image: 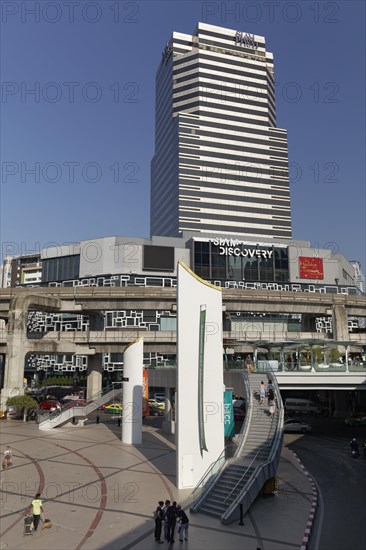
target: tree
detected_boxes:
[329,348,340,363]
[313,347,323,364]
[6,395,39,422]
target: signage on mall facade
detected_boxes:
[210,238,274,259]
[299,257,324,280]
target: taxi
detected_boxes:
[102,403,123,414]
[148,399,165,410]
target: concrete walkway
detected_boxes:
[0,418,313,549]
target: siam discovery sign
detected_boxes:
[299,257,324,280]
[211,238,273,259]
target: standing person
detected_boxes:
[259,381,266,405]
[29,493,44,532]
[165,500,177,543]
[2,445,12,469]
[154,501,164,543]
[162,499,170,541]
[267,381,275,405]
[176,505,189,542]
[245,354,253,372]
[269,399,275,418]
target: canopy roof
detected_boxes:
[249,339,364,351]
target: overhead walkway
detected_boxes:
[191,370,283,523]
[38,382,123,430]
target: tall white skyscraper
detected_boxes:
[151,22,292,240]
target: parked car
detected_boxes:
[101,403,123,414]
[154,393,166,401]
[6,405,22,419]
[345,415,366,427]
[39,400,61,412]
[284,418,311,433]
[149,399,165,410]
[149,404,165,417]
[284,398,322,415]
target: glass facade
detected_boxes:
[193,240,289,283]
[42,255,80,283]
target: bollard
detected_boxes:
[96,415,99,424]
[239,503,244,525]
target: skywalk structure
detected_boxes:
[151,23,291,240]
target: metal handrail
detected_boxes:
[191,449,226,496]
[223,441,274,507]
[222,372,284,518]
[38,382,123,424]
[191,442,236,508]
[192,369,253,507]
[233,371,252,457]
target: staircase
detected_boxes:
[192,371,284,523]
[38,383,123,430]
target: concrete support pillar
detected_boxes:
[332,305,348,341]
[162,386,175,434]
[280,349,285,371]
[86,354,102,400]
[1,306,30,409]
[345,345,350,371]
[333,390,349,418]
[89,312,104,331]
[302,314,315,332]
[0,354,5,389]
[122,338,143,445]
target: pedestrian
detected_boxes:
[2,445,12,470]
[259,381,266,405]
[267,380,274,404]
[29,493,44,532]
[269,399,275,418]
[154,500,164,543]
[165,500,177,543]
[176,504,189,541]
[162,499,170,541]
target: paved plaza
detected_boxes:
[1,418,313,549]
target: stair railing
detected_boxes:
[191,367,259,512]
[190,440,237,511]
[222,374,284,521]
[233,371,252,457]
[38,382,123,425]
[223,441,274,510]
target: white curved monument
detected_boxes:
[122,337,143,445]
[177,262,225,489]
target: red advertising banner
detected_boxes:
[142,369,149,417]
[299,257,324,279]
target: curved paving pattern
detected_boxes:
[0,419,314,550]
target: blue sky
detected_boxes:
[1,0,365,269]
